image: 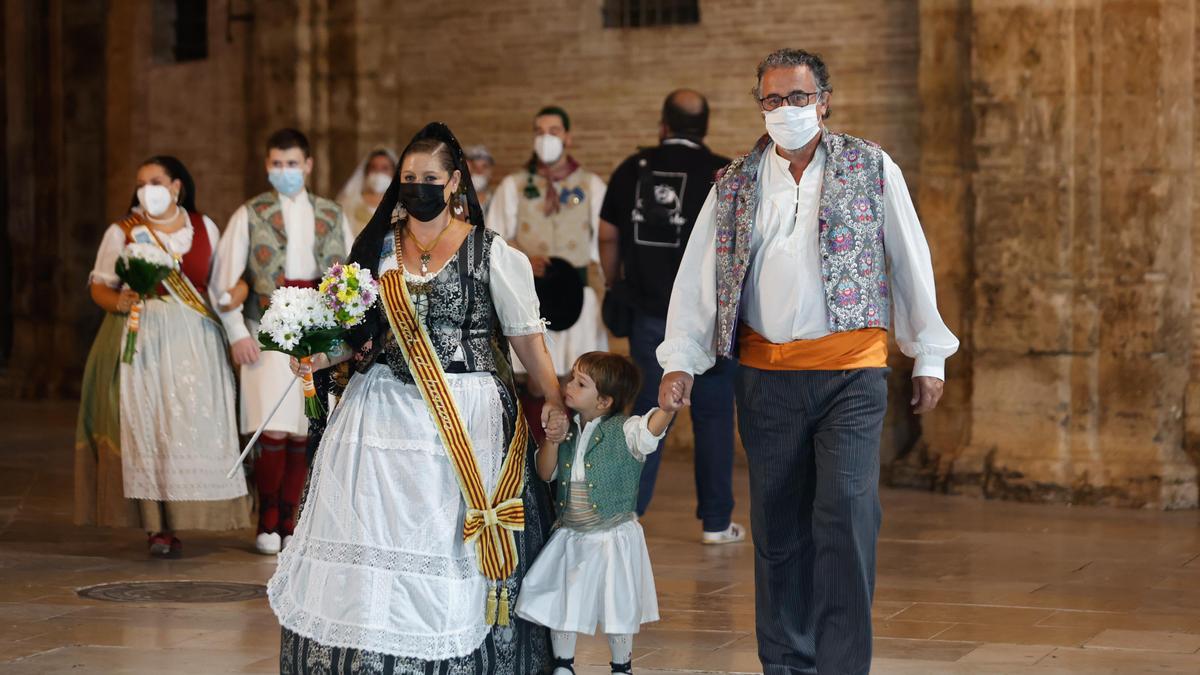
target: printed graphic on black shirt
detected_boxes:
[632,169,688,248]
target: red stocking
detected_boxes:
[280,437,309,536]
[254,436,287,533]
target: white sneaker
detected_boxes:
[702,522,746,545]
[281,535,293,551]
[255,532,282,555]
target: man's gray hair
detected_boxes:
[753,48,833,109]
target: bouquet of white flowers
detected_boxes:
[257,263,379,418]
[115,243,176,364]
[228,262,381,478]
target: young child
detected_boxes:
[516,351,680,675]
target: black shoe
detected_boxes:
[610,662,632,674]
[552,656,576,674]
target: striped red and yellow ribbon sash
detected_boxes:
[378,268,527,586]
[118,215,218,323]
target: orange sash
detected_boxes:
[737,324,888,371]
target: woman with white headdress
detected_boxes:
[336,147,398,237]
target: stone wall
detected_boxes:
[344,0,921,190]
[6,0,1200,508]
[902,0,1200,509]
[106,0,255,235]
[2,0,108,398]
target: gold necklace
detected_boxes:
[404,221,453,275]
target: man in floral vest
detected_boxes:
[657,50,960,674]
[211,128,352,556]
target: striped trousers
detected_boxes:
[735,366,889,675]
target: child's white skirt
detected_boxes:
[514,519,658,635]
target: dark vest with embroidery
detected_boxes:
[378,227,501,383]
[712,132,890,357]
[243,190,346,322]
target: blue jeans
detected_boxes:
[629,311,736,531]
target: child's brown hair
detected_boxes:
[574,351,642,415]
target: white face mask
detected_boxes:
[534,134,564,165]
[137,184,174,217]
[471,174,490,192]
[763,103,822,151]
[366,171,392,194]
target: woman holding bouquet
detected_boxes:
[268,123,563,674]
[75,155,249,558]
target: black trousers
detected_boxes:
[736,366,888,675]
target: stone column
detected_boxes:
[1,0,108,397]
[914,0,1197,508]
[892,0,976,486]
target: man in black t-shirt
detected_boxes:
[599,90,744,544]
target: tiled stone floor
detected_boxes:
[2,400,1200,673]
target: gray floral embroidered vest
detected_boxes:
[380,227,501,383]
[711,132,889,357]
[244,191,346,322]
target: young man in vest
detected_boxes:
[212,128,353,556]
[657,50,959,674]
[487,106,609,435]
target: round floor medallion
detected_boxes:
[76,580,267,603]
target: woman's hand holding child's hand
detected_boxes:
[543,408,570,444]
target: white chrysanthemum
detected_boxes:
[259,287,334,350]
[121,242,175,268]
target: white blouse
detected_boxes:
[657,140,960,380]
[568,410,665,482]
[377,229,547,339]
[88,212,220,288]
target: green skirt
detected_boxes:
[74,311,250,531]
[74,312,135,527]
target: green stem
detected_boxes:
[122,330,138,364]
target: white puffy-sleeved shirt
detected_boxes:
[657,140,960,380]
[210,190,355,344]
[89,211,221,288]
[568,410,666,482]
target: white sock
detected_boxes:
[608,633,633,668]
[551,630,578,674]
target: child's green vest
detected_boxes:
[555,414,643,519]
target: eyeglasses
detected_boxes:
[758,89,821,111]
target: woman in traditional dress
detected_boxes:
[268,123,563,674]
[74,156,250,557]
[337,147,399,238]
